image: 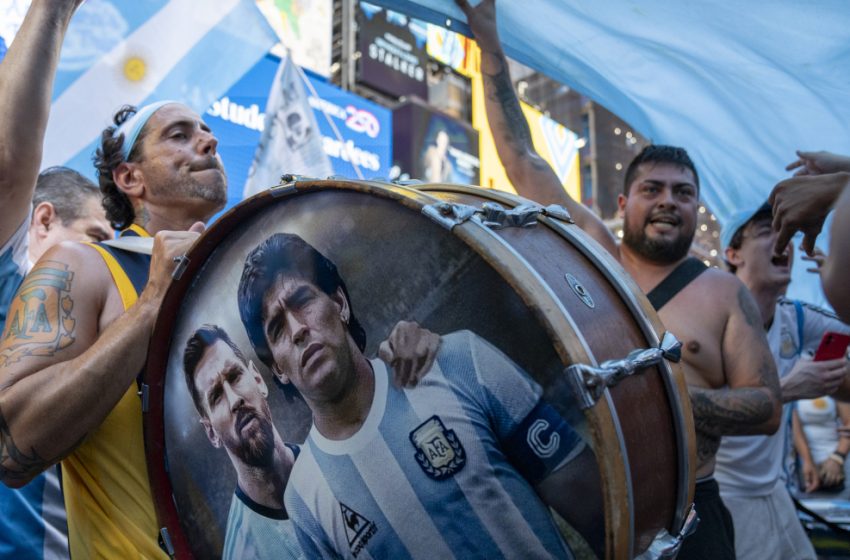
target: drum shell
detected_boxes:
[418,184,696,556]
[144,179,695,560]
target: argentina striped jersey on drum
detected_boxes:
[284,330,583,559]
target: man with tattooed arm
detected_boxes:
[456,1,781,558]
[0,98,435,558]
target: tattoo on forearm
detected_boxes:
[689,386,774,437]
[0,404,50,483]
[481,51,547,172]
[1,262,76,367]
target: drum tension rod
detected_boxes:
[422,201,573,230]
[566,332,682,410]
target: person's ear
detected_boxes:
[617,193,628,218]
[331,286,350,325]
[271,363,291,386]
[112,162,145,199]
[249,360,269,398]
[32,202,58,239]
[725,246,744,268]
[200,417,221,448]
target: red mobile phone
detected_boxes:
[813,332,850,361]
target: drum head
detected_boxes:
[145,180,632,559]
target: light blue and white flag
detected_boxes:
[242,55,333,198]
[41,0,277,176]
[373,0,850,307]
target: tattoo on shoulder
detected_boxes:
[737,286,762,329]
[0,262,76,367]
[0,404,50,483]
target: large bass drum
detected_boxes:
[144,179,695,559]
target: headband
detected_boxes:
[114,100,178,160]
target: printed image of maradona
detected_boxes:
[236,232,602,559]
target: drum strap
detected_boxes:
[646,257,708,311]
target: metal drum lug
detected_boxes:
[422,201,480,230]
[567,332,682,409]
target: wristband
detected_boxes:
[830,452,845,466]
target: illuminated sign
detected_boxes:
[357,2,428,99]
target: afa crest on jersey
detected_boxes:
[410,415,466,480]
[779,327,798,359]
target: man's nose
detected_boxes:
[289,313,308,346]
[197,129,218,156]
[224,383,243,411]
[657,186,676,206]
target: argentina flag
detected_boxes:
[41,0,277,177]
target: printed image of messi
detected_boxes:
[183,325,305,560]
[236,233,602,559]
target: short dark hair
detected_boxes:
[93,105,152,230]
[183,324,248,416]
[32,166,101,224]
[623,145,699,195]
[725,206,773,273]
[237,233,366,370]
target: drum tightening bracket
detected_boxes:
[566,332,682,410]
[635,504,699,560]
[422,201,574,230]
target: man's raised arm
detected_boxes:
[455,0,618,256]
[0,227,201,487]
[0,0,81,245]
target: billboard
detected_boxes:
[393,98,480,185]
[204,54,392,212]
[356,2,428,99]
[426,23,478,78]
[470,71,581,201]
[255,0,332,77]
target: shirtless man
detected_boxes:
[456,1,782,557]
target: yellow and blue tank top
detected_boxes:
[63,225,167,559]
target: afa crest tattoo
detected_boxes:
[1,263,76,366]
[410,415,466,480]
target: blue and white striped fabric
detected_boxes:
[221,486,304,560]
[41,0,277,177]
[0,217,30,326]
[0,219,69,559]
[284,330,581,559]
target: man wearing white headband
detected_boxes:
[0,99,220,558]
[0,94,437,557]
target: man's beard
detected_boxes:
[152,157,227,207]
[232,408,275,467]
[622,218,693,265]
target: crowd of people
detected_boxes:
[0,0,849,558]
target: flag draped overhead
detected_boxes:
[42,0,277,175]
